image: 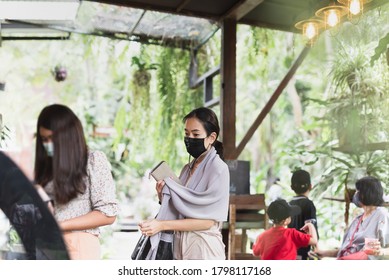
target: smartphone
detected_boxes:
[149,161,181,184]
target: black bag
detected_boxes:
[155,236,173,260]
[131,234,151,260]
[131,232,173,260]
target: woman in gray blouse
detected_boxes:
[34,104,118,259]
[314,176,389,259]
[139,107,230,260]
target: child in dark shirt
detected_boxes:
[288,169,318,260]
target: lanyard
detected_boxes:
[340,215,363,256]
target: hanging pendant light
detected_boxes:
[315,3,348,28]
[338,0,373,17]
[295,19,324,45]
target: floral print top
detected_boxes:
[44,150,118,236]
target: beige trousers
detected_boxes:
[63,232,101,260]
[174,222,226,260]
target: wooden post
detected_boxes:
[220,19,237,160]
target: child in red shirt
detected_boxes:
[252,199,318,260]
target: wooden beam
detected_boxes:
[90,0,219,21]
[239,18,296,33]
[177,0,192,12]
[220,19,237,160]
[197,66,220,85]
[190,65,220,89]
[234,45,311,158]
[189,50,198,88]
[127,10,146,38]
[1,35,70,41]
[332,142,389,154]
[204,76,213,103]
[204,97,220,108]
[221,0,264,21]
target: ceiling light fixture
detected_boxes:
[338,0,373,17]
[295,0,374,45]
[295,19,324,45]
[315,3,348,28]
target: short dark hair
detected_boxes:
[291,169,311,194]
[355,176,384,206]
[267,199,301,224]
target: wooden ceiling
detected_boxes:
[89,0,388,32]
[1,0,387,49]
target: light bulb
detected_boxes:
[326,10,339,27]
[349,0,362,15]
[304,22,317,40]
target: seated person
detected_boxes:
[314,176,389,260]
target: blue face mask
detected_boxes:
[352,191,362,208]
[43,142,54,157]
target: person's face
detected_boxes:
[39,126,53,143]
[184,117,216,149]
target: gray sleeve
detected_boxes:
[378,215,389,248]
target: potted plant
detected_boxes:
[131,56,158,109]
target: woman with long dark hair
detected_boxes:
[139,107,230,260]
[34,104,118,259]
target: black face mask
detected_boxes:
[184,137,206,158]
[352,191,362,208]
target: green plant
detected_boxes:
[131,56,159,71]
[370,32,389,65]
[156,47,202,170]
[131,55,159,108]
[326,44,387,148]
[317,35,389,208]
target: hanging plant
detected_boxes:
[131,56,158,109]
[132,56,158,86]
[128,54,158,154]
[52,65,67,82]
[114,50,161,172]
[156,47,202,169]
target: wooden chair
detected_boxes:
[226,194,268,260]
